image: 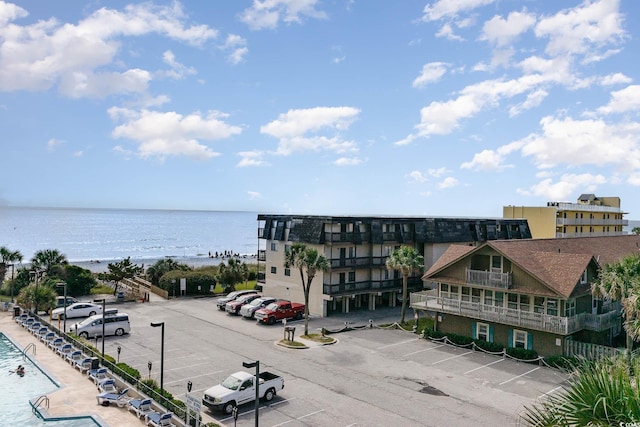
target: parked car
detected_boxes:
[56,296,78,308]
[225,293,260,315]
[69,309,130,338]
[239,297,278,319]
[254,300,305,325]
[202,370,284,414]
[51,302,103,320]
[216,290,257,311]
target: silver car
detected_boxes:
[239,296,277,319]
[51,302,103,320]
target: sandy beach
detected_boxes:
[71,254,258,273]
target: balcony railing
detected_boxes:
[556,231,626,238]
[258,250,266,262]
[410,291,620,335]
[466,268,512,289]
[556,218,628,226]
[329,256,387,269]
[324,232,371,243]
[257,272,265,283]
[322,277,424,296]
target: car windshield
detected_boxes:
[265,303,278,311]
[247,298,263,307]
[221,375,243,390]
[76,316,95,326]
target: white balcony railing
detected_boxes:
[410,291,620,335]
[465,268,511,289]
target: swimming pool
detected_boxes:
[0,332,102,427]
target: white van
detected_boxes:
[69,309,131,338]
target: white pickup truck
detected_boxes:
[202,370,284,414]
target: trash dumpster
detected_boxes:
[13,306,21,318]
[91,357,100,370]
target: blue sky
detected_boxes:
[2,0,640,218]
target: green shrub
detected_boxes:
[423,329,445,339]
[473,339,504,353]
[116,362,141,380]
[447,333,473,346]
[506,347,538,360]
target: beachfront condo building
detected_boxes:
[411,235,640,357]
[257,215,531,317]
[503,193,628,239]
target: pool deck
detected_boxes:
[1,311,154,427]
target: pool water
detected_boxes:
[0,332,101,427]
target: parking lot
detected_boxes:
[96,297,568,426]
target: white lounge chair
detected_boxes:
[29,322,42,334]
[88,367,109,384]
[48,337,64,350]
[145,411,174,427]
[128,398,154,419]
[96,387,130,407]
[98,378,117,394]
[66,350,83,365]
[56,343,73,358]
[40,331,56,344]
[34,326,48,339]
[74,358,93,374]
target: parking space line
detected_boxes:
[376,338,420,350]
[271,409,325,427]
[432,351,473,365]
[464,358,504,374]
[537,385,563,400]
[499,367,540,385]
[403,344,444,357]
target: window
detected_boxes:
[461,287,470,302]
[491,255,502,271]
[520,295,530,312]
[534,297,545,314]
[270,242,278,251]
[476,323,490,341]
[270,266,277,274]
[450,285,459,297]
[339,273,346,284]
[285,244,291,253]
[565,299,576,317]
[580,269,588,284]
[484,290,493,306]
[471,288,481,303]
[348,271,356,282]
[494,292,504,307]
[547,299,558,316]
[508,293,518,309]
[284,268,290,277]
[513,329,528,349]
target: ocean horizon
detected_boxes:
[0,206,259,270]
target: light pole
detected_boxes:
[93,298,106,360]
[9,263,15,303]
[117,345,121,363]
[56,282,67,333]
[242,360,260,427]
[147,361,152,379]
[151,322,165,393]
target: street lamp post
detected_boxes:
[117,345,121,363]
[242,360,260,427]
[56,282,67,333]
[150,322,165,393]
[9,263,15,303]
[93,298,106,360]
[147,361,152,379]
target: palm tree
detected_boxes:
[632,226,640,235]
[592,252,640,352]
[284,243,329,336]
[17,281,57,314]
[386,246,424,323]
[0,246,23,283]
[520,354,640,426]
[31,249,68,277]
[146,258,189,286]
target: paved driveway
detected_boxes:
[100,298,568,427]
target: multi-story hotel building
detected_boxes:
[257,215,531,317]
[503,193,628,239]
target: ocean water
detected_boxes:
[0,207,258,265]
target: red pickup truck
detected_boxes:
[254,300,305,325]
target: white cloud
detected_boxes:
[480,10,536,47]
[518,173,607,200]
[247,191,262,199]
[438,177,459,189]
[0,2,217,96]
[0,1,27,26]
[518,115,640,170]
[47,138,64,151]
[461,141,522,171]
[413,62,449,88]
[408,170,427,183]
[109,108,242,160]
[534,0,625,59]
[600,72,632,86]
[509,89,548,117]
[435,23,464,41]
[422,0,495,22]
[221,34,248,64]
[240,0,327,31]
[597,85,640,115]
[334,157,363,166]
[237,151,268,167]
[261,106,360,155]
[161,51,196,79]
